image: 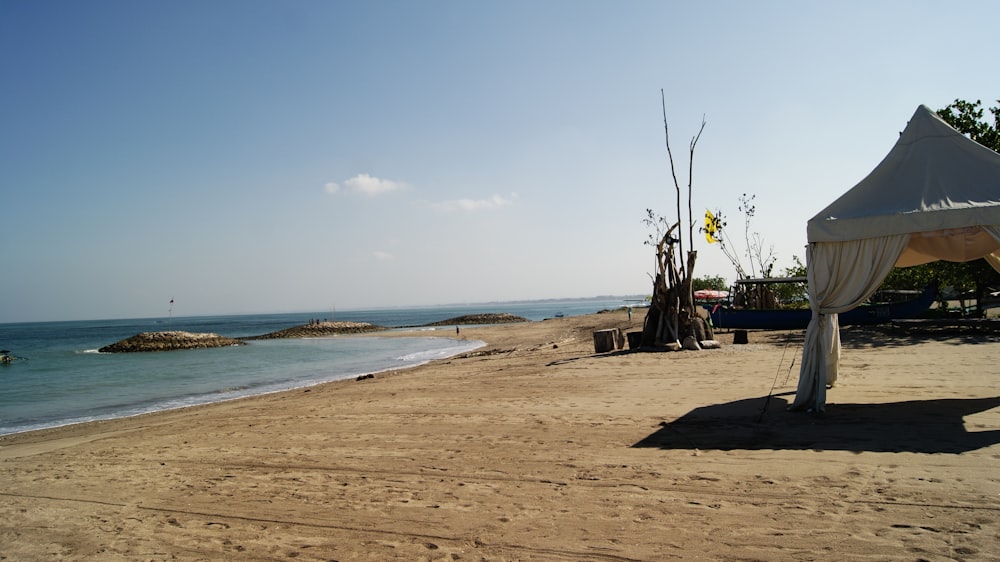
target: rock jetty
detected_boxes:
[422,313,530,327]
[99,331,245,353]
[243,321,387,340]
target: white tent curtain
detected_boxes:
[794,106,1000,413]
[792,226,1000,412]
[790,235,910,412]
[986,226,1000,273]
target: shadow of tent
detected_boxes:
[838,325,1000,349]
[632,393,1000,454]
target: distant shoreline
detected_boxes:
[98,313,532,352]
[0,295,646,326]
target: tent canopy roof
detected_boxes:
[807,105,1000,243]
[793,106,1000,413]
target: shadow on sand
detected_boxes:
[633,393,1000,454]
[839,324,1000,349]
[739,324,999,350]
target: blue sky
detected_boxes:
[1,1,997,322]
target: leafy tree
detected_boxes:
[881,98,1000,316]
[882,258,1000,316]
[937,98,1000,151]
[772,255,808,307]
[782,255,808,278]
[692,275,728,292]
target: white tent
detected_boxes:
[792,105,1000,412]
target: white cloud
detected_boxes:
[373,250,395,261]
[345,173,407,196]
[433,193,517,212]
[324,174,408,196]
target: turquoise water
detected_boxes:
[0,297,633,435]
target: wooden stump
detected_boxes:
[626,331,643,350]
[593,329,618,353]
[733,329,749,345]
[640,306,661,347]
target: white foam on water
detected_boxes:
[397,340,485,363]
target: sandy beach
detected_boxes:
[2,310,998,561]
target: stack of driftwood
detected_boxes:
[640,233,714,351]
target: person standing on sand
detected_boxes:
[456,326,460,336]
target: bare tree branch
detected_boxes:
[661,89,685,279]
[687,115,705,250]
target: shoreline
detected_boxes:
[2,311,998,560]
[0,333,488,439]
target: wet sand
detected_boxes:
[2,310,998,561]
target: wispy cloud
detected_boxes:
[325,174,408,196]
[372,250,395,261]
[433,193,517,212]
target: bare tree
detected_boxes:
[707,194,780,308]
[641,92,713,349]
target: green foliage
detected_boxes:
[782,255,808,278]
[937,98,1000,152]
[882,260,1000,316]
[692,275,728,292]
[770,255,808,307]
[882,260,999,294]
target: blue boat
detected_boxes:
[706,282,937,330]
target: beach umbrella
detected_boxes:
[693,289,729,300]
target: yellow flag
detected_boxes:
[704,209,719,244]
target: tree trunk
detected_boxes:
[641,304,660,348]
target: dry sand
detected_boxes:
[1,310,998,561]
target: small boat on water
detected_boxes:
[1,350,25,365]
[705,280,937,330]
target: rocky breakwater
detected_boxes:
[242,321,388,340]
[422,313,530,327]
[99,331,245,353]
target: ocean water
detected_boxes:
[0,297,633,436]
